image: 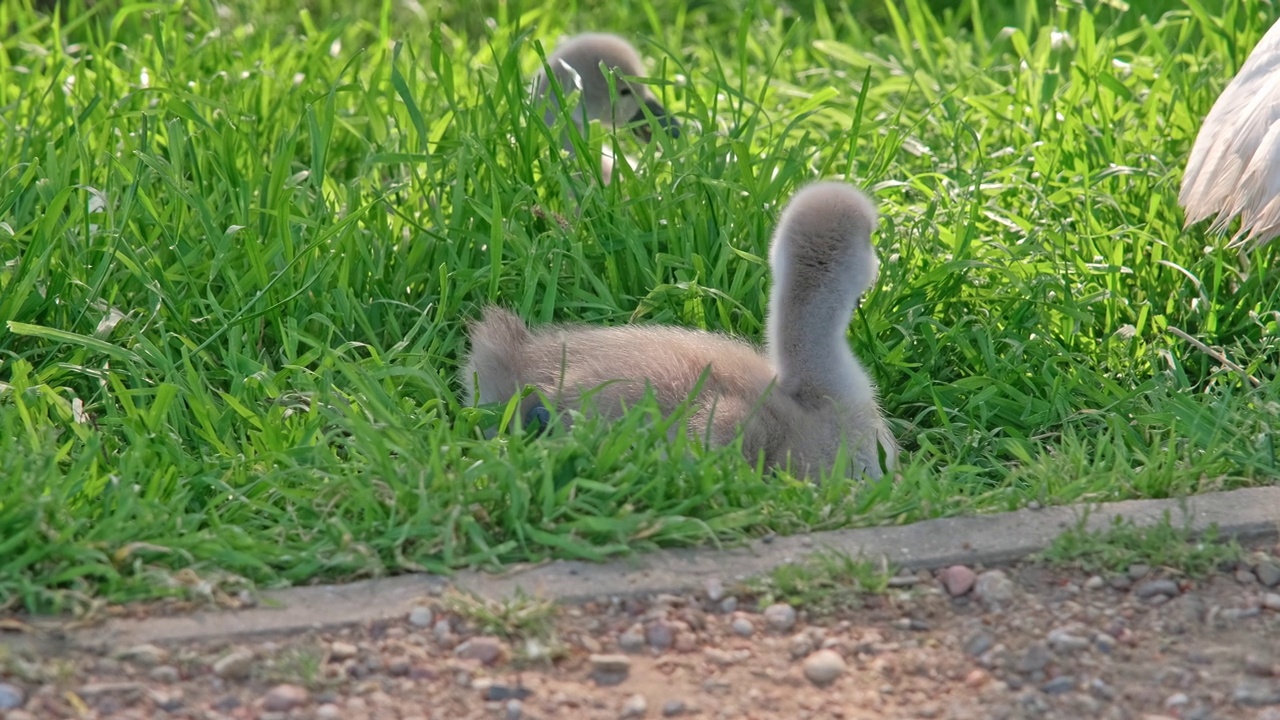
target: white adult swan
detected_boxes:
[1180,17,1280,251]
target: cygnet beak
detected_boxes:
[629,97,680,143]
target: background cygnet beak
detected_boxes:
[629,97,680,143]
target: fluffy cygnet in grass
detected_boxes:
[531,32,679,185]
[461,180,897,481]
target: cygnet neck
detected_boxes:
[766,272,865,405]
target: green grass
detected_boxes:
[740,548,895,616]
[1040,511,1243,578]
[1,0,1279,612]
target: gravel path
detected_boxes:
[4,541,1280,720]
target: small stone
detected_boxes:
[620,693,648,718]
[763,603,797,632]
[662,699,688,716]
[432,619,455,646]
[484,685,533,702]
[506,699,523,720]
[1238,568,1260,584]
[455,636,506,665]
[645,621,675,651]
[262,684,309,712]
[1107,575,1132,591]
[1093,633,1116,654]
[212,649,255,680]
[1047,628,1090,653]
[1264,593,1280,612]
[316,704,342,720]
[115,643,168,667]
[802,649,847,687]
[1134,579,1180,599]
[974,570,1015,608]
[1041,675,1074,694]
[1090,678,1116,701]
[1258,562,1280,588]
[149,665,180,683]
[1017,643,1052,674]
[0,683,25,710]
[964,632,995,657]
[408,606,435,628]
[731,617,754,637]
[718,596,738,613]
[1220,607,1262,622]
[789,631,818,659]
[329,641,358,661]
[149,689,183,712]
[589,654,632,686]
[703,648,749,666]
[939,565,977,597]
[1235,679,1280,706]
[704,578,725,602]
[1165,692,1189,709]
[1127,563,1150,580]
[1246,654,1277,677]
[619,624,646,653]
[1084,575,1105,591]
[674,632,698,652]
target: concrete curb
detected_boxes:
[25,486,1280,650]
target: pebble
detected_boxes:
[315,704,342,720]
[674,632,698,652]
[1258,562,1280,588]
[662,699,688,716]
[408,606,434,628]
[115,643,168,667]
[718,597,738,613]
[939,565,977,597]
[704,578,725,602]
[1047,628,1090,653]
[1219,607,1261,622]
[1084,575,1105,591]
[619,624,646,653]
[454,637,506,665]
[974,570,1015,608]
[432,619,455,646]
[1246,654,1278,677]
[589,654,632,686]
[506,698,523,720]
[1107,575,1132,591]
[329,641,358,661]
[1016,642,1052,674]
[789,631,818,659]
[149,665,180,683]
[0,683,24,710]
[1165,692,1189,709]
[1133,578,1179,599]
[731,617,755,637]
[1041,676,1076,695]
[1264,593,1280,612]
[802,649,847,687]
[212,649,255,679]
[964,632,995,657]
[1127,563,1150,580]
[646,621,676,651]
[150,689,184,712]
[262,684,310,712]
[620,693,648,718]
[763,603,797,632]
[1238,568,1260,584]
[1235,679,1280,706]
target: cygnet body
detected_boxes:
[461,180,896,480]
[1180,16,1280,250]
[531,32,679,184]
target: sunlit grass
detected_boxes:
[0,0,1277,611]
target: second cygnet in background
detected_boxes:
[532,32,680,185]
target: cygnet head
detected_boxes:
[533,32,679,143]
[768,181,881,312]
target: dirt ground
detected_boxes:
[3,541,1280,720]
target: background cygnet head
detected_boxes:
[532,32,680,149]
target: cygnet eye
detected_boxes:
[617,85,633,96]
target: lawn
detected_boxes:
[1,0,1277,612]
